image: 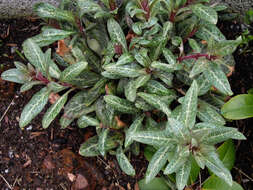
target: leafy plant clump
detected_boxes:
[1,0,246,189]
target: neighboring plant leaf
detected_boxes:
[221,94,253,119]
[217,139,235,171]
[138,177,170,190]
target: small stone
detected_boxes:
[74,174,88,189]
[26,125,33,131]
[67,173,76,182]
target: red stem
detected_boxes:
[35,72,50,84]
[141,0,150,21]
[177,53,217,62]
[183,28,198,43]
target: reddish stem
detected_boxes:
[183,28,198,43]
[35,72,50,84]
[177,53,217,62]
[114,44,123,55]
[109,0,117,11]
[169,11,176,22]
[141,0,150,21]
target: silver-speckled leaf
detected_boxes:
[116,146,136,176]
[176,160,191,190]
[20,87,50,128]
[192,4,218,24]
[60,61,88,82]
[98,128,110,156]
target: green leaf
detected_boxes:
[34,2,75,23]
[197,100,226,125]
[1,69,30,84]
[181,80,198,129]
[214,38,242,56]
[151,61,182,73]
[189,58,210,78]
[163,48,176,65]
[47,82,69,93]
[176,160,191,190]
[138,177,170,190]
[116,53,134,66]
[125,79,137,102]
[135,48,151,67]
[188,39,201,53]
[104,95,139,114]
[203,176,244,190]
[77,0,103,16]
[204,62,233,96]
[202,127,246,145]
[31,28,75,47]
[98,128,110,156]
[166,118,188,141]
[23,39,47,76]
[146,146,172,183]
[125,114,144,147]
[192,4,218,25]
[145,80,176,96]
[135,74,151,89]
[132,130,176,147]
[14,61,28,73]
[202,151,233,186]
[20,81,43,92]
[138,92,171,116]
[221,94,253,119]
[164,147,189,174]
[79,136,100,157]
[42,90,70,129]
[60,61,88,82]
[195,24,225,42]
[20,87,50,128]
[107,18,128,52]
[217,140,235,171]
[116,147,136,176]
[77,115,100,128]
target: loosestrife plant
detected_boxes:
[1,0,246,189]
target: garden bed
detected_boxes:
[0,18,253,190]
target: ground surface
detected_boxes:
[0,19,253,190]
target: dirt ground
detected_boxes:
[0,18,253,190]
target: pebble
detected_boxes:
[74,174,88,189]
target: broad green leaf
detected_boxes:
[132,22,143,35]
[23,39,47,75]
[189,156,200,184]
[204,62,233,96]
[188,39,201,53]
[104,95,139,114]
[214,37,242,56]
[138,177,170,190]
[181,80,198,129]
[125,114,144,147]
[98,128,110,156]
[145,80,176,97]
[221,94,253,119]
[189,58,210,78]
[217,140,235,171]
[164,147,189,174]
[14,61,28,73]
[202,151,233,186]
[1,69,30,84]
[20,87,50,128]
[155,71,173,87]
[135,98,154,111]
[176,160,191,190]
[34,2,75,23]
[192,4,218,24]
[42,90,70,128]
[116,53,134,66]
[31,28,75,47]
[195,23,225,42]
[107,18,127,52]
[116,147,136,176]
[20,81,43,92]
[134,48,151,67]
[60,61,88,82]
[146,146,172,183]
[132,131,176,147]
[203,175,244,190]
[77,115,100,128]
[138,92,171,116]
[196,74,212,96]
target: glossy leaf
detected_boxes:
[221,94,253,119]
[20,87,50,128]
[1,69,30,84]
[116,147,136,176]
[176,160,191,190]
[42,90,70,128]
[192,4,218,24]
[217,140,235,171]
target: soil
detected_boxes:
[0,18,253,190]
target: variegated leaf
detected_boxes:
[116,147,136,176]
[98,128,110,156]
[60,61,88,82]
[176,160,192,190]
[192,4,218,24]
[77,115,100,128]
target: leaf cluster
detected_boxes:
[1,0,246,189]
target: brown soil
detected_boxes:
[0,18,252,190]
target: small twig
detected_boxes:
[12,176,19,188]
[234,167,253,182]
[199,172,202,190]
[0,97,15,127]
[0,174,13,189]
